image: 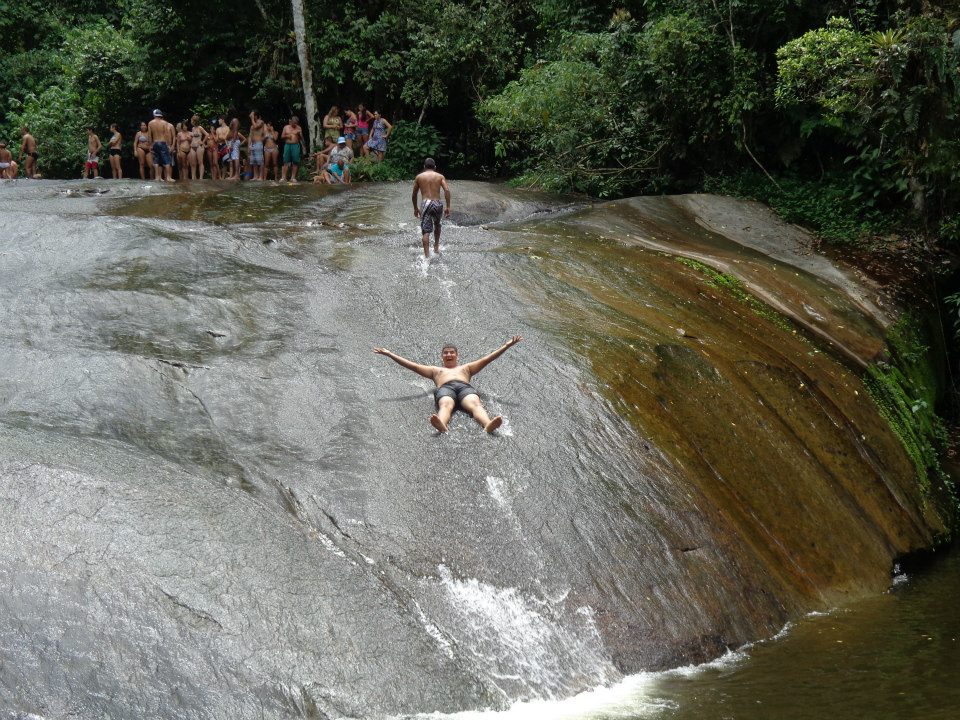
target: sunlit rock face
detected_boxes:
[0,180,946,718]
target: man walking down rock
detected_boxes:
[412,158,451,258]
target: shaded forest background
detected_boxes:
[2,1,960,245]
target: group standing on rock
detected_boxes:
[0,103,394,184]
[126,109,309,183]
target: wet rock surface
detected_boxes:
[0,180,946,718]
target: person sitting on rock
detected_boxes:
[373,336,522,433]
[0,141,18,178]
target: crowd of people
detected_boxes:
[1,104,394,183]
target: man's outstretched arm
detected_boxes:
[465,336,522,376]
[373,347,436,379]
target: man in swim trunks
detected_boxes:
[214,116,230,169]
[148,109,174,181]
[248,110,265,180]
[373,336,522,433]
[19,128,38,178]
[412,157,451,258]
[280,115,304,184]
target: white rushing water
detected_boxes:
[431,564,618,702]
[391,650,748,720]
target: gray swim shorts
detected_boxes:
[250,141,264,166]
[434,380,478,406]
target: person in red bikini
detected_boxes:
[355,104,372,149]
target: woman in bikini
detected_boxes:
[356,104,371,149]
[107,124,123,179]
[263,122,279,181]
[322,106,342,144]
[135,121,152,180]
[189,115,208,180]
[206,123,220,180]
[176,123,192,180]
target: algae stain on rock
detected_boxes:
[503,213,948,626]
[862,314,957,533]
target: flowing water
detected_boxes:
[410,548,960,720]
[0,180,953,719]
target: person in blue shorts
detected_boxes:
[280,115,304,184]
[147,109,174,181]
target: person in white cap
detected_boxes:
[147,109,175,181]
[328,135,353,184]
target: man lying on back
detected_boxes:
[373,336,522,433]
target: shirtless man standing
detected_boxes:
[18,128,37,178]
[280,116,304,184]
[373,336,522,433]
[412,158,451,258]
[248,110,265,180]
[83,127,102,179]
[0,142,18,179]
[148,109,175,181]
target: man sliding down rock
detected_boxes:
[373,336,522,433]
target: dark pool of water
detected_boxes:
[651,546,960,720]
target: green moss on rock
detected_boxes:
[675,257,794,331]
[863,315,958,526]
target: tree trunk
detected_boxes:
[909,175,926,216]
[291,0,319,152]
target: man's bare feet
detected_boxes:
[430,414,448,433]
[485,416,503,433]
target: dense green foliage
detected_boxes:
[480,2,960,235]
[777,14,960,217]
[349,121,441,181]
[0,0,521,176]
